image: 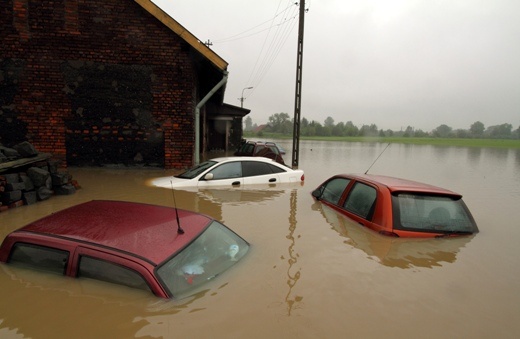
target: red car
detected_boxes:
[0,200,249,298]
[312,174,478,238]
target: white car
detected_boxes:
[151,157,305,189]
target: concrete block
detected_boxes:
[27,167,50,187]
[20,174,35,191]
[36,187,53,201]
[23,191,37,205]
[52,172,69,186]
[55,184,76,195]
[1,190,22,203]
[3,173,20,184]
[6,182,26,191]
[13,141,38,157]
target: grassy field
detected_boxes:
[245,133,520,149]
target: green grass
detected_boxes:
[245,132,520,149]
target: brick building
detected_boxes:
[0,0,249,169]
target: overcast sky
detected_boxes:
[152,0,519,131]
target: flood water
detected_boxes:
[1,140,519,338]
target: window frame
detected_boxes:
[319,177,351,206]
[72,246,164,297]
[7,242,70,275]
[77,255,152,292]
[206,161,242,180]
[343,181,378,220]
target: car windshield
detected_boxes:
[156,221,249,299]
[176,161,217,179]
[392,193,478,234]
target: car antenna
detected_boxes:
[170,180,185,234]
[365,143,391,174]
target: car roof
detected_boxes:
[337,174,462,197]
[245,141,277,145]
[208,156,282,164]
[10,200,212,265]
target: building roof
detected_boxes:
[134,0,228,72]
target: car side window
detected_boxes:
[254,145,265,155]
[242,161,280,177]
[267,145,280,155]
[78,256,150,292]
[344,182,377,219]
[8,243,69,275]
[321,178,351,205]
[207,162,242,180]
[268,164,285,173]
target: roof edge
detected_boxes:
[135,0,228,71]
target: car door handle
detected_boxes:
[269,178,277,182]
[232,181,241,186]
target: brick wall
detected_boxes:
[0,0,198,169]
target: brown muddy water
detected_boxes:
[1,140,519,339]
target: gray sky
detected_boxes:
[152,0,520,131]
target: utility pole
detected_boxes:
[291,0,305,169]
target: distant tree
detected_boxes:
[469,121,485,138]
[305,124,316,136]
[268,112,292,134]
[324,116,335,128]
[486,123,513,139]
[322,126,332,136]
[359,124,378,137]
[244,116,253,131]
[345,121,359,136]
[403,126,414,137]
[312,121,324,136]
[455,129,469,138]
[414,129,428,137]
[301,117,309,128]
[433,124,452,138]
[332,122,345,136]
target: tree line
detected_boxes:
[243,113,520,139]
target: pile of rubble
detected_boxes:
[0,141,79,212]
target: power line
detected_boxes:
[246,1,299,96]
[212,2,297,43]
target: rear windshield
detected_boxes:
[392,193,478,234]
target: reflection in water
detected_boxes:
[312,202,473,269]
[284,189,302,316]
[195,187,286,207]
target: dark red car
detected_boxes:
[0,200,249,298]
[312,174,478,238]
[234,140,286,165]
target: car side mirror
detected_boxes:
[311,188,322,200]
[204,173,214,181]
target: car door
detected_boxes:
[197,161,245,188]
[241,161,281,185]
[72,246,168,298]
[342,181,380,232]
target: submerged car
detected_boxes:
[311,174,478,238]
[152,156,304,189]
[0,200,249,299]
[234,141,286,164]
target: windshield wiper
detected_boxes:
[435,230,473,238]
